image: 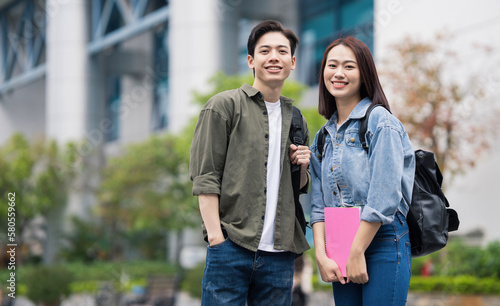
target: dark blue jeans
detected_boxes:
[201,237,295,305]
[332,212,411,306]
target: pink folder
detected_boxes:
[325,207,360,278]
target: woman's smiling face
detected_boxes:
[323,44,362,105]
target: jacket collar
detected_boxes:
[348,97,373,119]
[327,97,372,126]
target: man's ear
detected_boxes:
[247,54,254,69]
[291,55,296,70]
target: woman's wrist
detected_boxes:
[315,250,329,261]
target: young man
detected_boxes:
[190,20,311,305]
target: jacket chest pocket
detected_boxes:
[345,131,363,148]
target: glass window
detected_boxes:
[299,0,374,85]
[238,19,262,74]
[105,75,121,142]
[152,24,169,131]
[341,0,373,29]
[302,11,336,41]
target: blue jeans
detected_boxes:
[201,236,295,305]
[332,212,411,306]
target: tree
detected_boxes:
[0,133,75,262]
[379,34,499,183]
[96,129,198,260]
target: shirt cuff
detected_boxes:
[192,175,221,196]
[360,205,394,225]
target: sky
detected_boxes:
[375,0,500,243]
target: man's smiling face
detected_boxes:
[247,31,296,88]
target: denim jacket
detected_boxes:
[310,98,415,225]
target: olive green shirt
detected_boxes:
[190,83,310,254]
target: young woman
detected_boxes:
[309,36,415,305]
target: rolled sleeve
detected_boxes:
[190,108,229,196]
[363,125,405,224]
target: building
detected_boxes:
[0,0,374,263]
[0,0,374,143]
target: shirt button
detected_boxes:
[333,191,337,196]
[265,134,269,139]
[263,111,268,115]
[350,137,355,143]
[261,215,265,220]
[330,167,333,172]
[264,162,267,167]
[264,188,267,193]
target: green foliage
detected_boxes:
[411,239,500,278]
[1,261,176,296]
[69,278,147,294]
[59,216,109,262]
[99,132,197,231]
[25,265,73,304]
[300,107,327,141]
[410,276,500,295]
[193,72,254,106]
[96,131,198,259]
[0,134,74,233]
[180,263,205,298]
[0,134,75,264]
[64,260,177,282]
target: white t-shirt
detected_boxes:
[258,100,283,252]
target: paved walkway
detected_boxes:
[10,292,500,305]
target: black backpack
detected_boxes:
[316,104,460,257]
[289,106,309,235]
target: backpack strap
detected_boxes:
[290,106,305,146]
[289,106,309,234]
[317,126,327,162]
[359,104,380,154]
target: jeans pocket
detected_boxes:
[208,237,230,249]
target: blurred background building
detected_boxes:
[1,0,499,264]
[0,0,374,263]
[0,0,374,143]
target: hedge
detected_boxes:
[410,276,500,295]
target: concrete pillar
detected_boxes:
[169,0,238,133]
[44,0,90,263]
[45,0,88,143]
[117,32,154,144]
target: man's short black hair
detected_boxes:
[247,20,299,58]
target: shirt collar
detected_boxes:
[241,83,260,98]
[241,83,294,104]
